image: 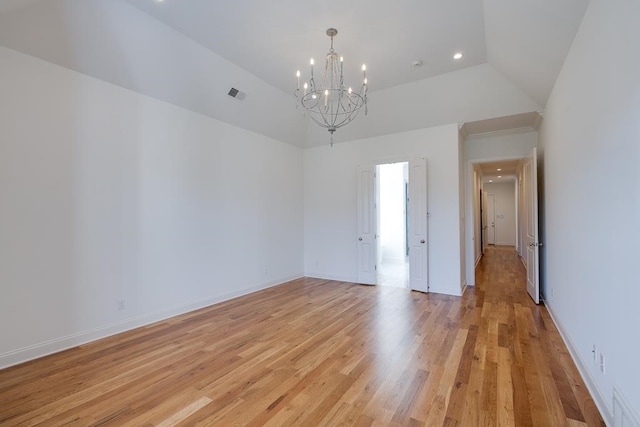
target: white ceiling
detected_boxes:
[0,0,590,146]
[121,0,588,102]
[479,160,520,181]
[123,0,489,95]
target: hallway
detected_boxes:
[470,246,603,425]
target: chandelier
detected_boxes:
[295,28,368,146]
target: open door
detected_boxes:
[408,158,428,292]
[357,165,376,284]
[524,148,540,304]
[486,193,496,245]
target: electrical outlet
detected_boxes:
[599,353,605,374]
[118,299,126,310]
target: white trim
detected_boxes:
[613,384,640,427]
[0,274,302,370]
[544,298,613,425]
[305,273,358,284]
[428,283,463,296]
[464,126,537,140]
[460,280,468,295]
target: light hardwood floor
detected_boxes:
[0,246,603,426]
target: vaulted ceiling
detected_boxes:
[0,0,590,147]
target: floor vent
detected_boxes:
[613,386,640,427]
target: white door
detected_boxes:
[481,190,488,253]
[524,148,540,304]
[357,165,377,284]
[408,158,428,292]
[486,193,496,245]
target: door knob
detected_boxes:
[358,237,362,241]
[420,240,425,244]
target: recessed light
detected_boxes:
[498,175,502,178]
[497,168,502,171]
[453,52,463,60]
[489,180,493,183]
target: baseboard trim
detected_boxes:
[613,384,640,427]
[428,283,463,297]
[304,272,358,283]
[460,281,469,295]
[0,274,302,370]
[543,299,613,425]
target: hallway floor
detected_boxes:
[377,259,408,288]
[470,246,603,425]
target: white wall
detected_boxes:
[306,64,541,147]
[539,0,640,423]
[483,182,516,246]
[465,130,538,160]
[304,125,463,296]
[0,46,304,368]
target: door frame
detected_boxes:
[464,155,527,286]
[357,155,428,291]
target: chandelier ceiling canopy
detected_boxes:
[296,28,368,146]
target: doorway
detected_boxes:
[376,162,409,288]
[465,154,540,303]
[357,158,428,291]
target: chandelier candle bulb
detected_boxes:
[296,70,300,90]
[303,82,308,96]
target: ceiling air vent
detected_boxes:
[228,87,245,100]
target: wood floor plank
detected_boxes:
[0,248,605,426]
